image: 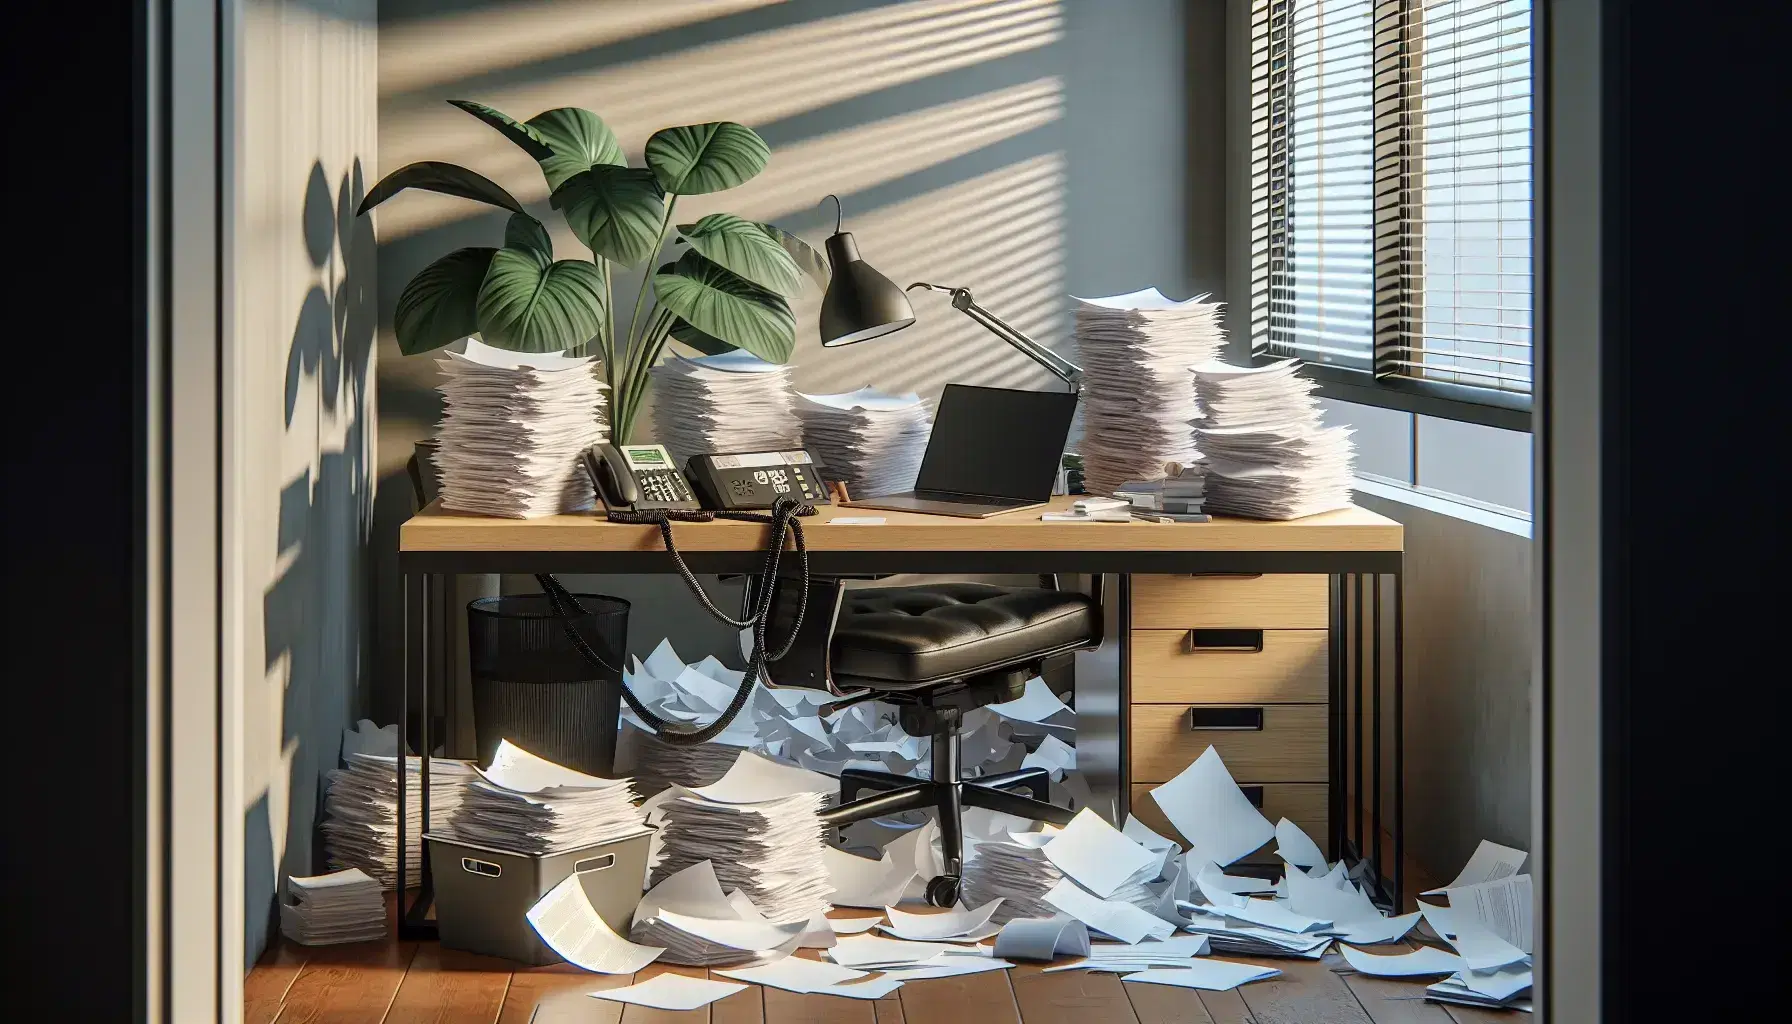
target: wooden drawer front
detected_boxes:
[1132,574,1329,629]
[1130,628,1328,704]
[1130,783,1330,862]
[1129,703,1328,783]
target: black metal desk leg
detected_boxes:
[1394,564,1405,912]
[1372,572,1384,905]
[1329,574,1346,863]
[1353,573,1365,861]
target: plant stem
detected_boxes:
[599,260,614,388]
[620,308,675,441]
[623,194,679,363]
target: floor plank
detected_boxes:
[1237,956,1374,1024]
[870,986,905,1024]
[1118,971,1219,1024]
[1192,991,1254,1024]
[622,964,715,1024]
[497,963,636,1024]
[1010,961,1141,1024]
[244,938,309,1024]
[383,944,515,1024]
[275,940,418,1024]
[759,982,874,1024]
[1440,1005,1525,1023]
[1339,973,1454,1024]
[709,968,766,1024]
[895,967,1022,1024]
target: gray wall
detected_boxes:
[371,0,1222,697]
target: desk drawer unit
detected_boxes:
[1127,573,1333,858]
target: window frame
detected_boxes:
[1231,0,1537,434]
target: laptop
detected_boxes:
[843,384,1079,518]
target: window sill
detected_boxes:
[1298,364,1533,433]
[1353,475,1532,540]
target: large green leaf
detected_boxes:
[553,165,666,265]
[527,107,626,193]
[759,223,828,288]
[668,318,738,356]
[447,100,553,160]
[652,251,794,363]
[357,161,524,216]
[475,251,607,353]
[394,247,496,355]
[644,122,769,195]
[676,213,803,297]
[503,212,554,261]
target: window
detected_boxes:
[1247,0,1535,428]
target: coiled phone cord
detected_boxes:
[536,494,817,746]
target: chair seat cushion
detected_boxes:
[830,582,1097,688]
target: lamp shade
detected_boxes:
[819,231,915,347]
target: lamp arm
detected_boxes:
[906,283,1084,390]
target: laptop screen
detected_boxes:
[914,385,1079,500]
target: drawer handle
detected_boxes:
[1241,785,1265,808]
[461,857,502,878]
[1187,707,1265,731]
[573,854,616,874]
[1182,572,1264,580]
[1187,628,1264,652]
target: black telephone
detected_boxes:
[585,443,701,512]
[587,442,830,512]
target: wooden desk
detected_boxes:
[394,498,1405,935]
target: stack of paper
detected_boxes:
[431,339,610,518]
[1072,288,1226,497]
[630,860,813,967]
[277,868,387,945]
[649,751,836,926]
[650,350,803,466]
[443,740,644,855]
[961,832,1067,921]
[1191,359,1355,520]
[795,388,932,498]
[320,751,476,889]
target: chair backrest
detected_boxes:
[761,574,852,697]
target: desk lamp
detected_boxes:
[815,197,1084,390]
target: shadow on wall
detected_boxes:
[245,159,377,962]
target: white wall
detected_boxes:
[237,0,379,966]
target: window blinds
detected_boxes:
[1251,0,1534,396]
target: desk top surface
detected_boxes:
[400,496,1402,554]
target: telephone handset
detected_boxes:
[586,443,700,512]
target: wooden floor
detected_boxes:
[246,924,1517,1024]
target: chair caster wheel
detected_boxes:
[925,875,961,908]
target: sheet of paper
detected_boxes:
[992,915,1092,961]
[830,516,888,525]
[987,677,1073,723]
[690,750,835,804]
[1284,860,1383,926]
[1424,839,1528,894]
[1194,860,1275,898]
[477,739,616,793]
[876,955,1016,980]
[881,899,1005,941]
[1274,818,1327,868]
[1120,963,1282,992]
[715,956,869,993]
[1210,897,1329,934]
[1147,747,1274,866]
[589,973,747,1011]
[1042,808,1159,899]
[524,875,665,975]
[828,913,885,935]
[1331,910,1422,945]
[1422,903,1529,971]
[654,909,807,952]
[1448,874,1533,953]
[642,639,687,684]
[823,846,916,909]
[813,977,907,999]
[669,666,741,713]
[1340,943,1465,977]
[1090,934,1212,958]
[1021,734,1078,780]
[826,934,965,968]
[633,860,736,925]
[1457,963,1535,1001]
[1042,879,1177,945]
[1193,863,1250,909]
[886,819,945,884]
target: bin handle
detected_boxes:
[574,854,616,874]
[461,857,502,878]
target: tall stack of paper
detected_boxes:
[1191,359,1355,520]
[649,752,836,925]
[630,860,811,967]
[1072,289,1226,497]
[431,339,609,518]
[962,833,1066,922]
[320,752,476,889]
[278,868,387,945]
[444,740,644,855]
[651,350,803,466]
[795,388,932,497]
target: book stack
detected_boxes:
[1191,359,1355,520]
[1072,289,1226,497]
[278,868,387,946]
[795,388,932,498]
[650,350,803,467]
[320,753,476,889]
[431,339,609,518]
[1112,461,1206,518]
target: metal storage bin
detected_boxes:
[426,829,652,965]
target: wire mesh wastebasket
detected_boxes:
[467,592,628,776]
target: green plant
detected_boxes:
[357,101,823,442]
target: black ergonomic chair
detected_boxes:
[764,575,1101,906]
